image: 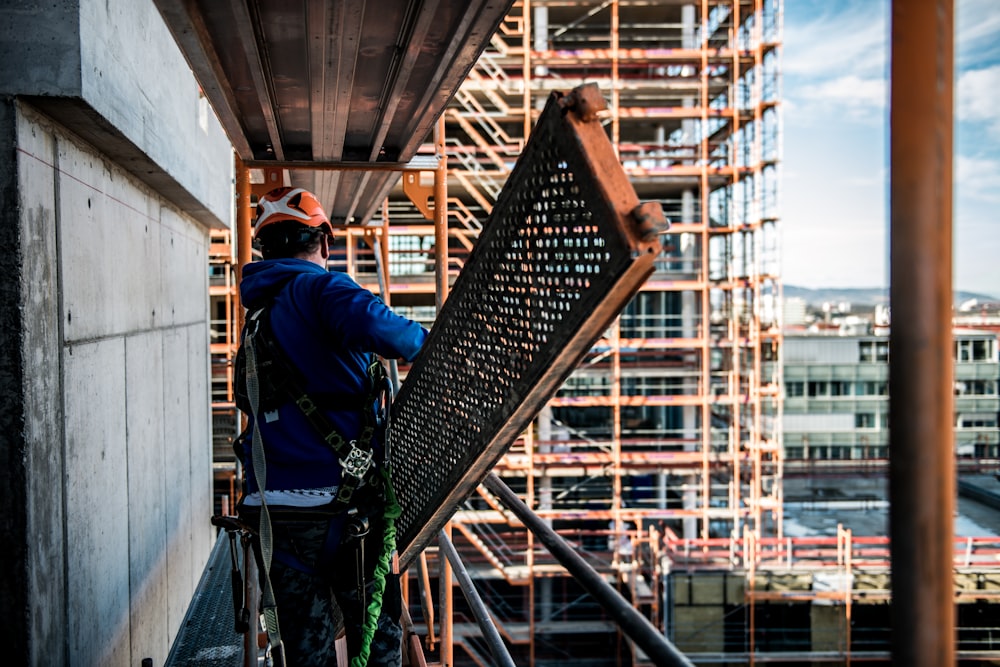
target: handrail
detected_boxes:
[483,472,696,667]
[438,531,517,667]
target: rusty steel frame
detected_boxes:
[888,1,955,666]
[390,83,668,568]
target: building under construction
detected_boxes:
[204,1,787,663]
[198,1,1000,666]
[3,0,995,665]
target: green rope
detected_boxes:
[351,468,402,667]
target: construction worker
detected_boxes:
[236,186,427,667]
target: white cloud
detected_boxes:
[783,1,888,124]
[783,3,888,79]
[956,155,1000,204]
[794,75,887,120]
[957,0,1000,67]
[958,65,1000,138]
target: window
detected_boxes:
[856,413,876,428]
[961,418,998,429]
[830,381,852,396]
[953,338,992,362]
[956,380,998,396]
[786,381,804,397]
[808,381,829,397]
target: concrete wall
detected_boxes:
[0,0,232,664]
[14,99,216,666]
[0,0,232,228]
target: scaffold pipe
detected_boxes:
[437,531,516,667]
[483,472,695,667]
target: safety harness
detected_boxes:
[220,302,398,666]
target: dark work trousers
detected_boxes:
[266,511,403,667]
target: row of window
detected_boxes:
[786,443,1000,461]
[955,380,998,396]
[855,338,997,363]
[788,379,999,398]
[786,380,888,397]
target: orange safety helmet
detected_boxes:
[253,187,333,238]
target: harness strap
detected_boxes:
[244,316,286,665]
[249,307,386,512]
[241,305,394,666]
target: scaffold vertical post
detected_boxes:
[889,1,955,666]
[234,156,252,335]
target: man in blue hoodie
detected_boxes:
[237,186,427,666]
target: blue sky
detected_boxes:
[782,0,1000,297]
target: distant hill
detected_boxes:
[784,285,1000,307]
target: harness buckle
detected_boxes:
[340,443,373,480]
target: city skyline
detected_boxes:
[782,0,999,298]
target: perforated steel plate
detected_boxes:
[390,84,667,568]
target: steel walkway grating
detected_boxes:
[390,84,668,568]
[164,533,245,666]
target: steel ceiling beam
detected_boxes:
[228,0,285,160]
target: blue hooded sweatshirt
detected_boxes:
[239,258,427,496]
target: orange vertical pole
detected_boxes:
[699,0,711,542]
[523,0,533,140]
[233,155,256,667]
[433,113,454,667]
[434,117,449,310]
[235,156,252,335]
[611,0,620,151]
[888,1,955,666]
[525,421,537,667]
[381,199,392,307]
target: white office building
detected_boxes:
[783,331,999,461]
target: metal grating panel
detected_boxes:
[164,533,244,667]
[390,84,668,568]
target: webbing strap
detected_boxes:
[245,320,285,663]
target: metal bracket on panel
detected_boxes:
[402,170,434,220]
[630,202,670,245]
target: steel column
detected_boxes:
[888,1,955,666]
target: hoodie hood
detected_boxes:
[240,258,327,308]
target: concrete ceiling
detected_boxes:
[153,0,512,224]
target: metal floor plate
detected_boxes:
[390,84,668,568]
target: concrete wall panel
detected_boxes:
[0,1,82,95]
[14,103,215,665]
[16,105,67,667]
[160,205,209,327]
[125,331,169,665]
[78,0,232,223]
[64,338,130,667]
[58,136,159,341]
[162,326,195,634]
[1,0,233,228]
[187,322,214,563]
